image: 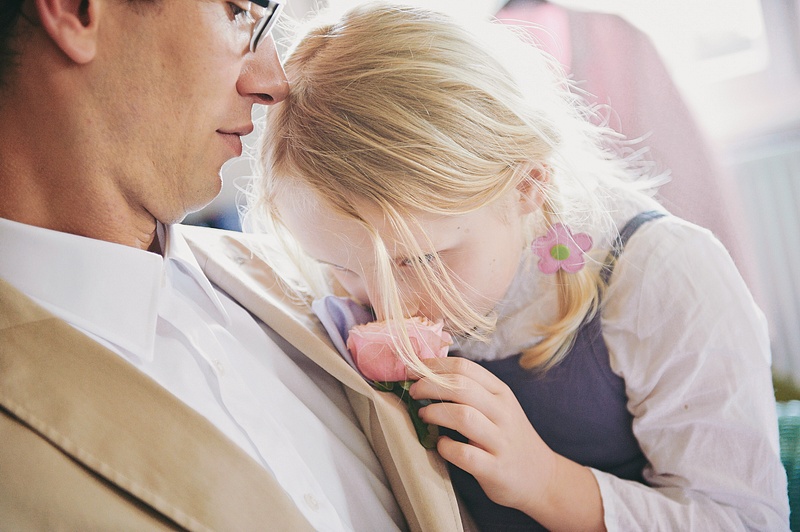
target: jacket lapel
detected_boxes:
[0,278,313,531]
[182,226,465,532]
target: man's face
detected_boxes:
[94,0,288,224]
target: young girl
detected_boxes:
[245,2,788,530]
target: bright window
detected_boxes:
[609,0,769,85]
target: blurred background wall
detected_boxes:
[184,0,800,387]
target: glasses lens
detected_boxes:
[250,0,283,52]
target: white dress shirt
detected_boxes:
[0,217,404,532]
[456,199,790,530]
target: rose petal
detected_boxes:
[347,317,452,381]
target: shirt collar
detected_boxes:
[0,216,163,362]
[0,218,228,363]
[160,223,230,327]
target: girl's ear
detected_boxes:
[516,166,549,215]
[34,0,101,64]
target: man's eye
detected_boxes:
[228,2,253,22]
[399,253,437,267]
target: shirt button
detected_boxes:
[212,359,225,376]
[304,493,319,511]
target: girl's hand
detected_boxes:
[409,356,604,531]
[409,356,555,514]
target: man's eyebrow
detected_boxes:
[250,0,281,16]
[248,2,267,18]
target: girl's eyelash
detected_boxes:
[399,253,437,267]
[328,264,353,273]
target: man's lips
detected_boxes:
[218,131,243,157]
[217,123,253,158]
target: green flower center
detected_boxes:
[550,244,571,261]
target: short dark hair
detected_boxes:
[0,0,26,86]
[0,0,160,87]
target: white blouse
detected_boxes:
[456,209,789,530]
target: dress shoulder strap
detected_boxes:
[600,210,666,285]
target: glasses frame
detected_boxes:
[249,0,284,53]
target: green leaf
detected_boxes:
[373,381,396,392]
[375,380,439,449]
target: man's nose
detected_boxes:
[239,34,289,105]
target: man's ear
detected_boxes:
[34,0,100,63]
[516,166,549,215]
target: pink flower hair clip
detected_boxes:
[532,223,593,274]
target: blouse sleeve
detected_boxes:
[596,216,789,530]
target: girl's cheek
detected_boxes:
[334,273,371,306]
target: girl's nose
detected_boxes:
[362,280,420,321]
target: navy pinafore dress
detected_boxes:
[447,211,665,531]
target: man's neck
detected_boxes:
[0,181,160,252]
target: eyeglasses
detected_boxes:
[250,0,284,53]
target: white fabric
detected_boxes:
[455,205,789,530]
[0,217,404,532]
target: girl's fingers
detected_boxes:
[418,401,500,453]
[423,356,509,395]
[410,357,512,422]
[410,369,493,409]
[435,434,494,478]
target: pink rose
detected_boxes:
[346,317,453,382]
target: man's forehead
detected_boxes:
[250,0,278,15]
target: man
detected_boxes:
[0,0,463,529]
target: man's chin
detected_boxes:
[184,179,225,215]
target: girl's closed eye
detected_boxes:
[398,253,438,268]
[323,261,358,275]
[332,265,353,273]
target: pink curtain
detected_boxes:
[497,2,761,296]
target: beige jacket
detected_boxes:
[0,225,464,531]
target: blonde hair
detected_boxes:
[246,2,659,374]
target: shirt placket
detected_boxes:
[158,279,347,532]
